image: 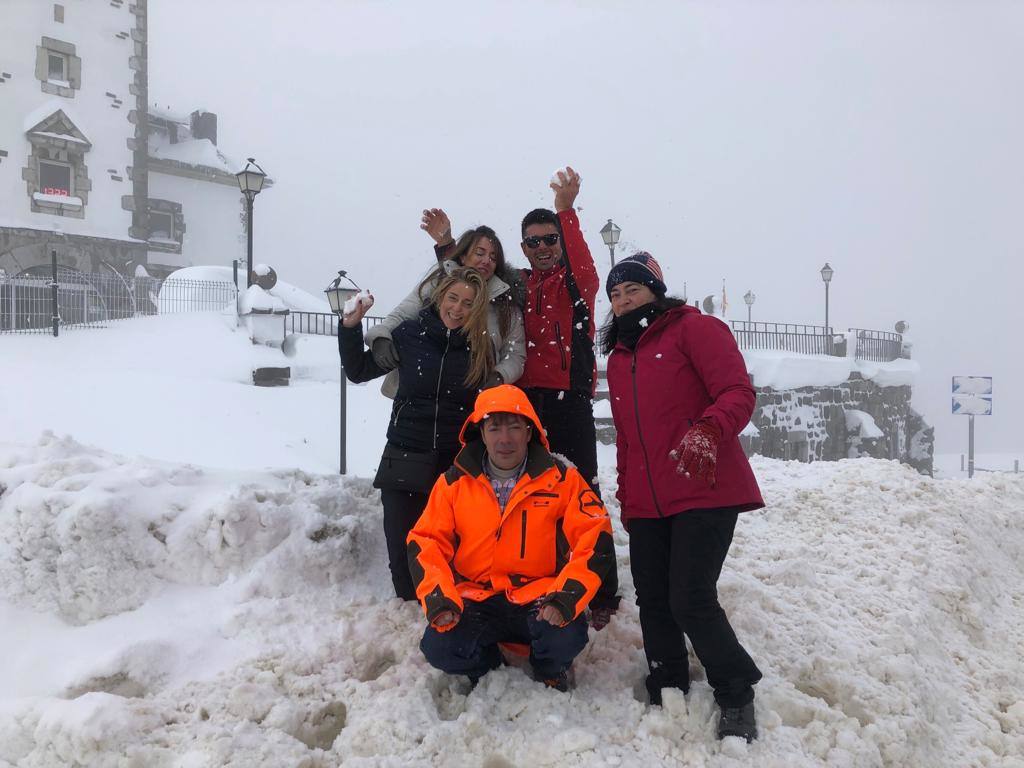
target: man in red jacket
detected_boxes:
[516,167,600,491]
[517,169,619,626]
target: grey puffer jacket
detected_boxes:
[365,261,526,399]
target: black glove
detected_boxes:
[588,594,621,631]
[371,337,399,370]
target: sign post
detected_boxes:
[952,376,993,478]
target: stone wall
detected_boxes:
[743,372,933,474]
[594,370,935,476]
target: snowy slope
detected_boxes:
[1,314,1023,767]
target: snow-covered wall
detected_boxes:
[0,0,137,242]
[147,171,244,270]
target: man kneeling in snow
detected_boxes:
[407,385,616,691]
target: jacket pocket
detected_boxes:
[520,510,528,558]
[391,401,408,428]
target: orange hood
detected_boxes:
[458,385,549,450]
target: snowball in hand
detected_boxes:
[343,289,373,315]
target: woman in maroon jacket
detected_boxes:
[602,253,763,743]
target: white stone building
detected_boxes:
[0,0,252,287]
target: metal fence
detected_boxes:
[0,269,237,333]
[850,328,903,362]
[285,311,384,338]
[730,321,837,356]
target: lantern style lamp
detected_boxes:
[235,158,268,288]
[325,270,361,316]
[743,290,756,322]
[820,262,834,330]
[599,219,621,267]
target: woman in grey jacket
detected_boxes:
[365,213,525,395]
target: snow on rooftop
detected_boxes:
[149,137,240,174]
[22,99,88,134]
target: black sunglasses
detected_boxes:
[523,233,560,249]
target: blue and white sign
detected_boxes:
[952,376,993,415]
[952,376,993,395]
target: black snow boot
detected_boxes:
[717,701,757,742]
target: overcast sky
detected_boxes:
[150,0,1023,456]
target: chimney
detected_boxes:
[190,110,218,146]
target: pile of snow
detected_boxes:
[1,313,1022,765]
[742,350,920,390]
[1,447,1022,764]
[161,265,331,314]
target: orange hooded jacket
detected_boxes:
[407,385,614,629]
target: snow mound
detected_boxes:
[1,440,1022,765]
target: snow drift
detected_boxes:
[1,433,1022,767]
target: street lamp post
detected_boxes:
[235,158,267,289]
[599,219,621,268]
[820,263,834,330]
[743,290,756,323]
[325,270,362,475]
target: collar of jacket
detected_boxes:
[452,438,563,484]
[613,303,697,354]
[417,305,469,349]
[442,259,512,302]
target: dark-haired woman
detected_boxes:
[602,252,764,742]
[364,212,524,395]
[339,268,494,601]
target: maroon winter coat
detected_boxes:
[607,305,764,526]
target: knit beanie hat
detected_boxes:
[605,252,667,298]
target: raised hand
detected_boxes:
[420,208,454,245]
[341,291,375,328]
[551,166,582,213]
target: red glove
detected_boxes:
[670,419,722,488]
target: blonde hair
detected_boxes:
[431,268,494,387]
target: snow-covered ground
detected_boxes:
[2,313,1023,767]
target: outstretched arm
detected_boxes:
[551,167,599,302]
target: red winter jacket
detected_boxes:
[607,305,764,526]
[518,209,599,394]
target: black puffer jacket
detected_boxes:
[338,307,477,456]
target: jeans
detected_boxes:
[420,594,589,680]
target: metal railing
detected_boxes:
[849,328,903,362]
[730,321,837,356]
[285,311,384,337]
[0,269,237,333]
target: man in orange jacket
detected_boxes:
[407,385,616,691]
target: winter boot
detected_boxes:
[717,701,757,742]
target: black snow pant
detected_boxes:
[524,386,618,608]
[420,594,589,681]
[378,448,457,601]
[629,509,762,707]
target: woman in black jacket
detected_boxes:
[338,268,494,600]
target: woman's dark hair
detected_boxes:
[599,296,688,355]
[418,226,522,338]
